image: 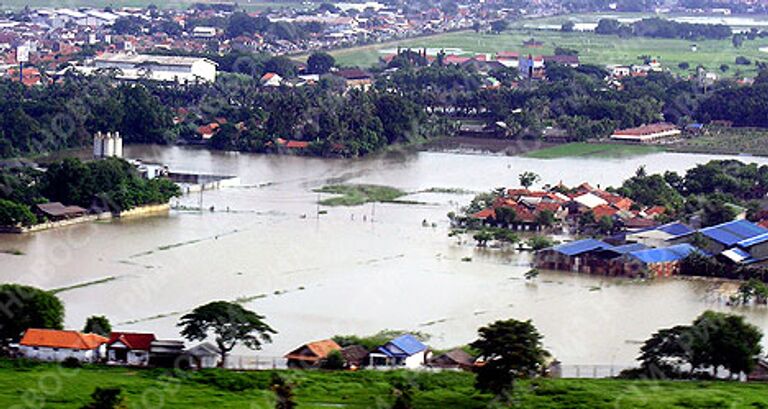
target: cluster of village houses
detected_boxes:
[469,181,768,278]
[12,329,482,373]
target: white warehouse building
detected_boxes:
[89,53,218,84]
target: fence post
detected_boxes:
[576,366,580,378]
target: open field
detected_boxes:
[512,12,768,32]
[329,28,768,75]
[0,0,313,11]
[2,361,768,408]
[524,143,663,159]
[670,128,768,157]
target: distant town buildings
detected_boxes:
[85,53,218,84]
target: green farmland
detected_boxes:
[329,28,768,76]
[1,361,768,408]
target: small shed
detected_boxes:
[185,342,221,369]
[341,345,369,369]
[107,332,156,367]
[748,359,768,381]
[428,349,475,370]
[36,202,87,221]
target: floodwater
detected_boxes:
[2,145,768,366]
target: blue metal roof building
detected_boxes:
[377,334,427,359]
[699,220,768,247]
[626,244,699,264]
[550,239,612,256]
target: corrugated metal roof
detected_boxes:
[736,232,768,249]
[627,244,698,264]
[380,334,427,357]
[551,239,611,256]
[700,220,768,246]
[657,222,694,237]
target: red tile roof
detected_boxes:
[108,332,156,350]
[285,339,341,362]
[21,329,108,350]
[285,140,310,149]
[592,204,619,220]
[614,123,678,137]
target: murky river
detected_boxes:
[3,145,768,366]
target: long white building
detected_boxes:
[87,53,218,84]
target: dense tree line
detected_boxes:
[0,158,180,226]
[696,82,768,127]
[595,17,732,40]
[0,77,176,159]
[614,160,768,226]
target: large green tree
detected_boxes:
[177,301,276,366]
[471,319,548,397]
[0,284,64,344]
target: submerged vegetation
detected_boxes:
[314,184,408,206]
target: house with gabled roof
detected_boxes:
[369,334,429,369]
[284,339,342,368]
[19,329,108,363]
[107,332,156,367]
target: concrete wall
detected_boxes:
[19,346,100,363]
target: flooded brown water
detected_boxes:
[2,145,768,366]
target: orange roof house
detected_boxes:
[20,329,108,350]
[285,339,342,367]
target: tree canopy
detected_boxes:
[177,301,276,365]
[0,284,64,344]
[471,318,548,396]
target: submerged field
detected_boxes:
[330,28,768,75]
[2,361,768,408]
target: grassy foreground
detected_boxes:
[524,143,663,159]
[2,361,768,408]
[330,28,768,75]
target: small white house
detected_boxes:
[368,334,430,369]
[107,332,156,367]
[19,329,108,363]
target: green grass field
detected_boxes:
[0,0,313,11]
[524,143,663,159]
[330,28,768,76]
[2,361,768,408]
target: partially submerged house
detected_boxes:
[369,334,429,369]
[284,339,342,368]
[619,243,699,278]
[534,239,613,273]
[18,329,108,363]
[682,220,768,255]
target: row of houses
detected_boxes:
[15,328,221,369]
[535,219,768,278]
[470,182,666,231]
[285,334,476,371]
